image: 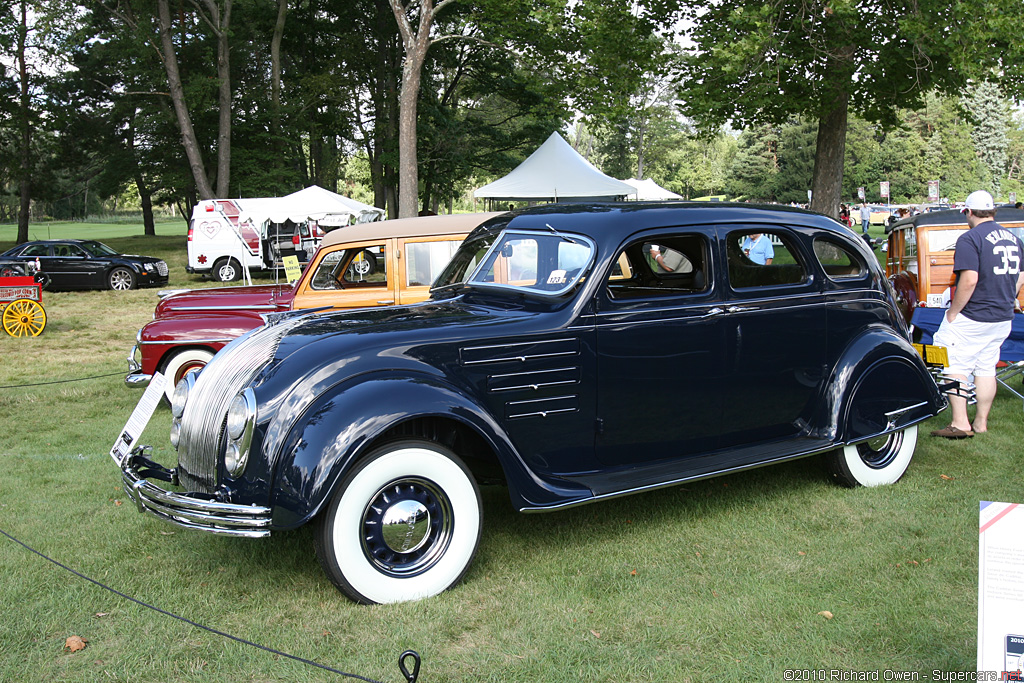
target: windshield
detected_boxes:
[433,228,595,296]
[79,240,119,257]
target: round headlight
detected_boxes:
[225,441,241,474]
[170,379,190,418]
[226,391,253,441]
[169,420,181,449]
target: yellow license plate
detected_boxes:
[913,343,950,367]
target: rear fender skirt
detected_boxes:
[818,327,946,444]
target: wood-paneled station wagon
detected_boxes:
[115,202,952,604]
[126,212,497,400]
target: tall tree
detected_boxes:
[388,0,456,217]
[676,0,1024,219]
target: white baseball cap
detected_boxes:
[961,190,995,213]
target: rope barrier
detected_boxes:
[0,525,420,682]
[0,371,125,390]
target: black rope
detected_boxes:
[0,371,124,389]
[0,524,420,683]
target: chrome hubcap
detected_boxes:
[361,478,452,578]
[857,431,902,469]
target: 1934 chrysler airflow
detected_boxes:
[116,202,952,604]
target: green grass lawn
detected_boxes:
[0,220,1018,681]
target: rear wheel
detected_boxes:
[314,440,482,604]
[826,425,918,487]
[213,258,241,282]
[108,267,136,290]
[161,348,215,401]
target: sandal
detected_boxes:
[930,425,974,439]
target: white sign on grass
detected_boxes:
[110,372,167,466]
[978,501,1024,677]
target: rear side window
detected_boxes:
[813,238,868,280]
[405,240,462,287]
[726,230,808,289]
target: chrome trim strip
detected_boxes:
[138,337,234,345]
[492,379,576,393]
[173,304,278,311]
[122,467,271,538]
[464,350,576,365]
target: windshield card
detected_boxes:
[110,372,167,466]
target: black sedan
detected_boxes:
[0,239,168,291]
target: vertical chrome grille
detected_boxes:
[156,261,169,276]
[176,320,296,492]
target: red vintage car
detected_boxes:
[127,213,495,399]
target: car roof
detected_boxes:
[887,208,1024,233]
[491,201,848,243]
[321,212,502,247]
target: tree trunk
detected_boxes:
[201,0,233,198]
[271,0,287,135]
[157,0,216,199]
[16,0,30,244]
[395,40,427,217]
[809,93,849,219]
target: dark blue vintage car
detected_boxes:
[118,203,949,604]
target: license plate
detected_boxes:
[110,372,167,465]
[913,343,950,368]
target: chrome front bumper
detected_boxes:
[125,341,152,388]
[121,453,271,538]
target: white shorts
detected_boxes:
[932,314,1011,377]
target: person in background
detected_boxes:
[741,232,774,265]
[859,204,871,235]
[930,190,1024,439]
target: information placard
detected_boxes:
[110,372,167,465]
[978,501,1024,676]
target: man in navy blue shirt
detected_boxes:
[932,190,1024,438]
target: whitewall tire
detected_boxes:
[826,424,918,488]
[315,440,482,604]
[161,349,215,401]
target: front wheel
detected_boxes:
[161,348,215,401]
[108,267,137,290]
[826,424,918,488]
[314,440,482,604]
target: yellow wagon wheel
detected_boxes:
[2,298,46,337]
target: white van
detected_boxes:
[186,188,383,282]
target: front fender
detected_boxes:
[266,372,592,529]
[818,326,946,444]
[138,313,263,375]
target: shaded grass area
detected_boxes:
[0,222,1019,681]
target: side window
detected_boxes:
[309,244,387,290]
[405,239,461,287]
[727,230,807,289]
[23,245,50,257]
[903,228,918,274]
[813,238,868,280]
[606,234,709,299]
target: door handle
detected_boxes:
[727,305,758,313]
[377,300,395,305]
[697,307,724,318]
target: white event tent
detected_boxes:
[474,132,636,205]
[620,177,682,201]
[238,185,384,229]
